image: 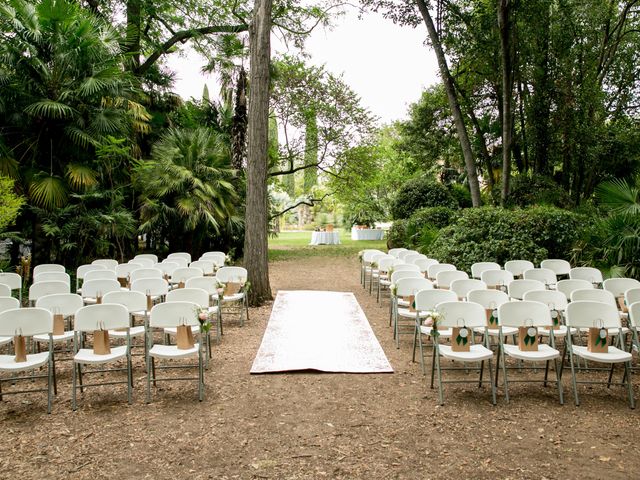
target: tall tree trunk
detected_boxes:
[415,0,481,207]
[243,0,273,306]
[498,0,514,205]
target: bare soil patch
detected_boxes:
[1,255,639,479]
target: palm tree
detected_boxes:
[136,127,241,253]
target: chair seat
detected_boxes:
[397,298,409,307]
[0,352,50,372]
[539,326,577,337]
[110,326,145,338]
[397,308,429,318]
[149,343,200,359]
[33,331,75,343]
[420,326,453,338]
[473,326,518,337]
[379,279,391,286]
[571,345,632,364]
[503,343,561,361]
[74,345,128,365]
[221,293,244,302]
[439,344,493,362]
[1,336,13,346]
[164,325,201,335]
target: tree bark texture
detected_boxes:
[415,0,482,207]
[498,0,513,205]
[243,0,273,306]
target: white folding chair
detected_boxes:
[33,264,65,276]
[467,289,516,345]
[157,262,180,277]
[147,301,204,402]
[480,270,514,292]
[523,268,557,288]
[116,263,144,285]
[361,249,384,287]
[569,267,604,286]
[216,266,249,326]
[102,291,148,355]
[134,254,158,264]
[170,267,204,288]
[375,257,400,302]
[435,270,468,289]
[504,260,534,279]
[366,253,389,292]
[0,297,20,348]
[496,301,563,404]
[604,278,640,312]
[29,281,70,306]
[80,279,121,304]
[564,301,634,408]
[167,252,192,263]
[392,264,421,273]
[570,288,630,339]
[430,301,496,405]
[129,267,163,283]
[471,262,501,280]
[427,263,455,281]
[388,248,407,258]
[393,277,433,348]
[34,293,83,352]
[72,303,132,410]
[91,259,118,271]
[166,288,217,360]
[34,271,70,286]
[523,290,575,339]
[403,253,421,264]
[412,289,458,373]
[414,258,439,276]
[0,272,22,303]
[76,264,106,292]
[84,269,117,282]
[130,278,169,307]
[185,277,223,342]
[450,279,485,300]
[388,270,423,325]
[190,260,215,276]
[541,259,571,277]
[0,307,54,413]
[625,288,640,308]
[556,279,593,300]
[507,279,545,300]
[130,257,155,268]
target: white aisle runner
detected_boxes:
[250,291,394,374]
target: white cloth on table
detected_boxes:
[351,228,385,241]
[310,232,341,245]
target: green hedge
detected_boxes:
[405,207,458,250]
[390,177,457,219]
[386,219,408,249]
[426,206,590,272]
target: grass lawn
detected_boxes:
[268,230,387,261]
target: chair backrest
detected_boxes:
[467,289,509,309]
[0,307,52,337]
[84,269,117,282]
[392,264,421,273]
[129,268,163,283]
[167,252,192,263]
[625,288,640,307]
[435,270,469,288]
[556,279,593,300]
[570,288,617,307]
[74,303,129,331]
[414,289,458,311]
[116,263,144,279]
[166,287,209,307]
[388,248,407,258]
[157,262,180,276]
[371,253,390,265]
[471,262,501,279]
[403,253,421,264]
[200,252,225,266]
[434,301,486,328]
[189,260,215,275]
[541,259,571,276]
[130,257,155,268]
[450,279,487,300]
[507,279,545,300]
[378,257,396,273]
[566,301,621,329]
[390,270,422,285]
[102,290,147,313]
[523,289,568,312]
[33,264,65,276]
[29,281,70,302]
[134,253,158,264]
[414,258,438,273]
[91,259,118,271]
[34,271,70,285]
[0,272,21,290]
[569,267,603,285]
[628,301,640,329]
[36,293,83,316]
[498,301,553,328]
[504,260,534,278]
[427,263,456,280]
[398,250,419,260]
[76,263,106,280]
[0,296,20,313]
[480,269,514,289]
[185,276,220,295]
[80,279,121,298]
[523,268,557,286]
[171,267,204,283]
[0,284,11,297]
[130,277,169,296]
[150,301,200,328]
[396,277,433,297]
[216,266,247,284]
[603,278,640,297]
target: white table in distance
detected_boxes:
[310,232,341,245]
[351,228,385,241]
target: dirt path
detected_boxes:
[2,256,639,479]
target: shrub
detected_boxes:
[498,175,572,208]
[450,183,473,208]
[405,206,458,249]
[386,219,408,249]
[427,206,589,272]
[390,177,457,219]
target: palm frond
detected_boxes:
[24,100,76,119]
[66,163,98,190]
[596,178,640,216]
[29,174,68,209]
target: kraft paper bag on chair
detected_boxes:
[518,326,539,351]
[176,324,195,349]
[485,308,499,327]
[53,313,65,336]
[93,330,111,355]
[587,327,609,353]
[14,335,27,362]
[451,326,471,352]
[118,277,128,288]
[224,282,241,296]
[177,281,185,289]
[408,294,416,312]
[96,295,102,305]
[617,296,628,313]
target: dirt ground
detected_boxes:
[2,255,640,479]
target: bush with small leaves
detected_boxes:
[390,177,457,219]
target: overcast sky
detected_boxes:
[167,7,440,125]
